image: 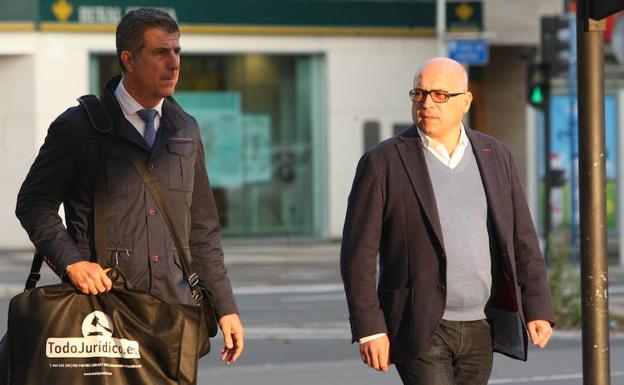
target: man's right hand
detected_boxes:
[65,261,113,295]
[360,334,390,372]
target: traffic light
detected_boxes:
[531,83,544,103]
[589,0,624,20]
[541,15,570,75]
[526,63,549,110]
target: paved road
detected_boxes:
[1,242,624,385]
[201,242,624,385]
[198,284,624,385]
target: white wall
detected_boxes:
[0,54,36,248]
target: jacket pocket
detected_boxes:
[167,142,195,192]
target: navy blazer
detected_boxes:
[340,125,554,364]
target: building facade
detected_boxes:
[1,0,565,248]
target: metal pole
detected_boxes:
[576,1,611,384]
[436,0,446,56]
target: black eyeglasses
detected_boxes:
[409,88,466,104]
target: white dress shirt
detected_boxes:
[114,79,164,136]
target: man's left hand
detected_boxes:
[527,320,553,348]
[218,313,244,365]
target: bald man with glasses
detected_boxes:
[340,57,554,385]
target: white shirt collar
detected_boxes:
[115,79,164,118]
[417,123,469,169]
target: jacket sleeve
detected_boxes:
[15,118,87,277]
[340,151,388,342]
[189,136,239,318]
[508,150,555,325]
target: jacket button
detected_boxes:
[437,284,446,291]
[151,255,159,263]
[148,163,156,171]
[148,208,157,216]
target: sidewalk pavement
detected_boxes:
[1,241,624,319]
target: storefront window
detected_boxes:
[91,53,326,237]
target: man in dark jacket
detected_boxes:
[16,8,243,365]
[341,57,553,385]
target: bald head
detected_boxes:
[413,57,469,91]
[410,57,473,151]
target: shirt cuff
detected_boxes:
[359,333,387,344]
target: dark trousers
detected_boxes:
[396,319,493,385]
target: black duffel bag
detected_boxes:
[4,268,208,385]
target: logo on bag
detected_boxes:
[81,311,113,338]
[46,311,141,359]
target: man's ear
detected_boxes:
[120,51,134,72]
[462,91,473,113]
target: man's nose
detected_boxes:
[421,92,436,108]
[167,52,180,69]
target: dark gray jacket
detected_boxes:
[16,76,238,316]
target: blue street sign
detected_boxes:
[448,39,489,65]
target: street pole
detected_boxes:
[576,1,611,384]
[437,0,446,56]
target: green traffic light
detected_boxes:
[531,85,544,104]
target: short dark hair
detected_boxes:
[116,8,179,72]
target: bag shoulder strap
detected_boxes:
[77,95,109,268]
[77,94,113,134]
[24,252,44,290]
